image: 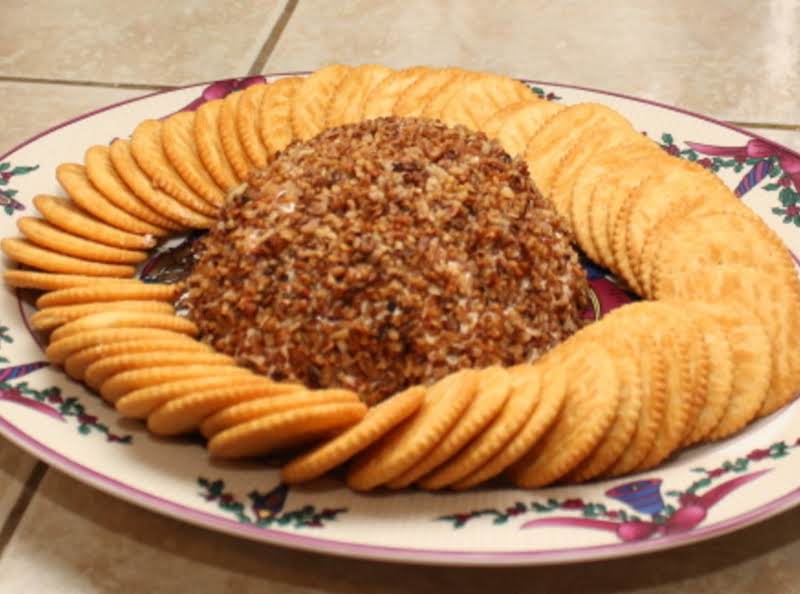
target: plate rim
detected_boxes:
[1,73,798,566]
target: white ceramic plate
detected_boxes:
[1,73,799,566]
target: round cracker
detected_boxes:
[116,375,269,419]
[162,111,226,207]
[56,163,167,236]
[147,381,304,436]
[387,366,511,489]
[45,327,198,364]
[417,365,540,490]
[3,270,140,292]
[325,64,393,128]
[346,369,479,491]
[363,67,431,120]
[33,194,156,250]
[235,82,270,169]
[260,77,303,156]
[17,217,148,264]
[291,64,351,140]
[64,336,209,380]
[420,70,480,120]
[99,364,252,403]
[49,311,197,342]
[566,338,643,483]
[208,401,368,459]
[491,99,564,158]
[130,119,218,217]
[440,75,534,130]
[524,102,632,198]
[108,139,214,229]
[219,90,255,181]
[31,300,175,331]
[84,350,235,389]
[656,264,800,417]
[195,99,241,191]
[1,238,135,278]
[36,282,178,308]
[281,386,425,484]
[453,362,565,490]
[393,68,463,117]
[507,340,620,488]
[84,145,181,231]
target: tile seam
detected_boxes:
[0,462,48,559]
[248,0,300,75]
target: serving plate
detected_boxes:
[1,72,799,566]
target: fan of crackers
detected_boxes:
[3,64,800,491]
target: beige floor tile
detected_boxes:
[263,0,800,123]
[0,438,40,524]
[0,1,286,86]
[2,469,800,593]
[0,82,150,157]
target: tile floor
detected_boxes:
[1,1,799,592]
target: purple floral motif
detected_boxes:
[526,83,561,102]
[198,478,346,528]
[581,258,636,320]
[174,76,268,114]
[0,162,38,215]
[438,439,797,541]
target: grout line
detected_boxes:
[248,0,299,75]
[0,462,48,559]
[726,120,800,132]
[0,75,175,92]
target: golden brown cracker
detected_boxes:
[507,340,620,488]
[130,119,218,217]
[99,364,252,403]
[453,361,565,490]
[208,401,367,459]
[116,375,269,419]
[49,311,198,342]
[17,217,148,264]
[291,64,352,141]
[656,264,799,418]
[362,67,430,120]
[420,71,481,121]
[346,369,479,491]
[3,270,139,291]
[281,386,426,484]
[219,90,255,181]
[84,145,180,232]
[162,111,226,207]
[200,388,360,439]
[64,336,209,380]
[235,82,270,169]
[569,142,663,265]
[524,103,633,199]
[195,99,241,191]
[109,139,214,229]
[551,123,650,235]
[566,339,643,483]
[393,68,462,117]
[440,75,534,130]
[147,381,304,436]
[260,77,303,156]
[84,350,234,390]
[36,282,178,308]
[30,300,174,331]
[45,327,193,364]
[492,99,564,157]
[647,211,793,300]
[1,238,135,278]
[56,163,165,236]
[691,301,772,440]
[418,366,540,490]
[326,64,393,128]
[387,366,511,489]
